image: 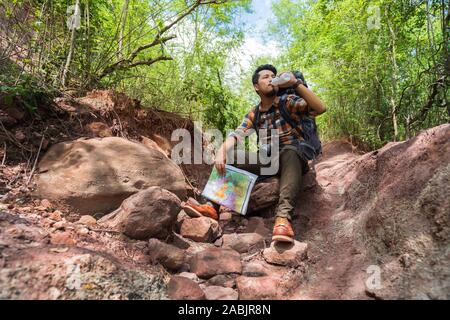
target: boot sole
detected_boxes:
[182,205,203,218]
[272,235,295,243]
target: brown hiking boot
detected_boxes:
[272,217,295,243]
[182,203,219,221]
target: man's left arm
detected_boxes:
[280,72,327,115]
[293,80,326,115]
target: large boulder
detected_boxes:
[247,177,279,213]
[98,187,181,240]
[35,137,187,216]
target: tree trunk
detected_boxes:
[387,10,399,141]
[61,0,80,88]
[118,0,129,59]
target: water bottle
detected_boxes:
[270,73,291,86]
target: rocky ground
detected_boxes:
[0,90,449,300]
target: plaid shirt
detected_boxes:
[230,94,309,146]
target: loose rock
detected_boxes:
[148,238,185,271]
[221,233,265,253]
[190,247,242,279]
[263,240,308,267]
[180,217,221,243]
[236,276,279,300]
[204,286,238,300]
[167,276,205,300]
[98,187,181,240]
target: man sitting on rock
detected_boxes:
[182,64,326,243]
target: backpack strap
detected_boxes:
[278,94,303,139]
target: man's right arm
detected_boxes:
[214,136,236,176]
[214,109,256,175]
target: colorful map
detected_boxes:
[202,165,258,215]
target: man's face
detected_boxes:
[254,69,278,97]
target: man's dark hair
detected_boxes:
[252,64,277,85]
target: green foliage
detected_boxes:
[1,0,251,132]
[0,61,56,114]
[272,0,449,149]
[1,0,447,148]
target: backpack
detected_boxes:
[252,71,322,161]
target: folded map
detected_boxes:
[201,165,258,215]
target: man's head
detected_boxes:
[252,64,278,97]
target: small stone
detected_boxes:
[263,240,308,267]
[49,211,62,221]
[85,122,113,138]
[53,221,65,230]
[77,227,89,235]
[78,215,97,226]
[50,247,69,253]
[50,232,76,246]
[48,287,61,300]
[41,199,52,209]
[133,241,148,250]
[15,131,26,141]
[6,227,23,238]
[204,286,238,300]
[399,254,412,268]
[180,217,221,243]
[29,213,39,220]
[214,237,223,247]
[175,210,190,232]
[42,218,53,228]
[219,211,233,221]
[177,272,199,282]
[236,276,279,300]
[167,276,205,300]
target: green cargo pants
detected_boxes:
[225,147,305,221]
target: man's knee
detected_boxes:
[280,149,303,170]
